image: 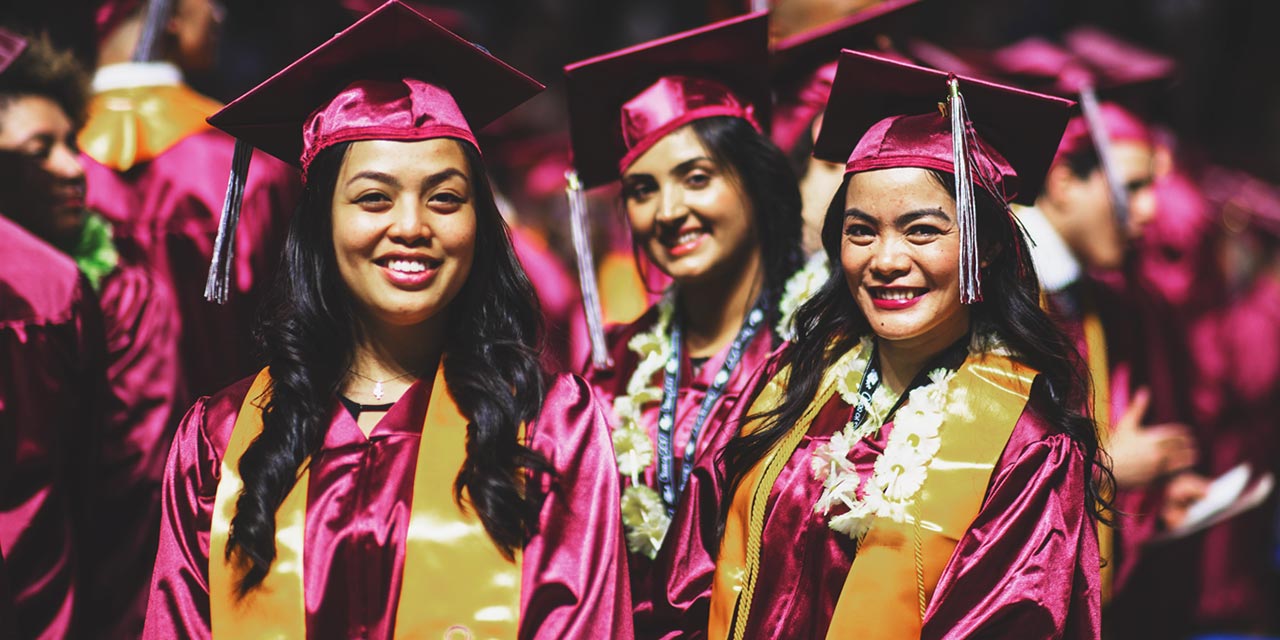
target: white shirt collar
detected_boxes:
[1014,204,1082,294]
[92,62,184,93]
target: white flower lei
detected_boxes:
[776,252,830,341]
[811,339,957,541]
[610,295,676,559]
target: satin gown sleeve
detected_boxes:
[922,417,1101,640]
[522,374,634,639]
[142,379,247,640]
[88,261,187,638]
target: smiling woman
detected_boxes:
[649,51,1114,639]
[141,3,633,638]
[563,12,804,596]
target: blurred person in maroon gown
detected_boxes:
[1128,164,1280,635]
[142,4,631,637]
[563,12,805,600]
[80,0,300,397]
[0,213,105,640]
[0,27,185,639]
[647,51,1105,638]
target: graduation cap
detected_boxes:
[95,0,177,61]
[201,0,543,303]
[987,34,1167,228]
[564,11,770,190]
[0,28,28,76]
[814,50,1074,303]
[769,0,927,153]
[562,12,769,366]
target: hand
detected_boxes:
[1106,387,1199,489]
[1160,472,1212,530]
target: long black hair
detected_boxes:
[628,116,805,328]
[721,169,1114,523]
[228,139,551,595]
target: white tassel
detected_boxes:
[565,170,613,368]
[132,0,175,63]
[204,139,253,304]
[1078,84,1130,227]
[949,77,982,304]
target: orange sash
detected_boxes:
[79,84,220,171]
[209,366,522,639]
[710,347,1035,639]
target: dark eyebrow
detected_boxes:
[347,167,469,190]
[843,207,952,225]
[670,156,713,178]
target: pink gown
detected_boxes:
[582,303,779,597]
[644,353,1101,639]
[82,84,301,398]
[142,373,632,639]
[87,260,186,638]
[510,226,588,373]
[0,215,108,639]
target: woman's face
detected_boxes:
[331,138,476,331]
[841,167,969,350]
[621,125,760,287]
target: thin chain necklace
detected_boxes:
[347,369,417,402]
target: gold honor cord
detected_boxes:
[709,344,871,640]
[1081,289,1115,605]
[210,366,522,638]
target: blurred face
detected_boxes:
[622,125,760,287]
[167,0,224,72]
[841,167,969,350]
[0,95,86,248]
[1048,141,1156,270]
[332,138,476,332]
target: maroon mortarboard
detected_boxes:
[987,36,1095,95]
[563,11,770,190]
[0,28,29,76]
[1062,27,1177,92]
[769,0,926,153]
[814,49,1074,302]
[901,39,990,78]
[201,0,543,303]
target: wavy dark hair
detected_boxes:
[627,116,805,329]
[721,169,1115,523]
[228,139,551,595]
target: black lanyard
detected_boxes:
[848,337,971,431]
[655,300,766,516]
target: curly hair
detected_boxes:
[0,30,89,131]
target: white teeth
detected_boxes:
[675,231,702,245]
[387,259,427,273]
[872,288,923,300]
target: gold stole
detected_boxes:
[1080,289,1114,604]
[710,347,1036,640]
[79,84,221,172]
[209,367,522,639]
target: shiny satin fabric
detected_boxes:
[645,349,1101,639]
[0,215,108,640]
[81,83,301,398]
[582,303,778,596]
[87,261,186,639]
[617,76,757,174]
[1052,102,1152,164]
[144,373,632,638]
[844,111,1020,203]
[299,79,478,176]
